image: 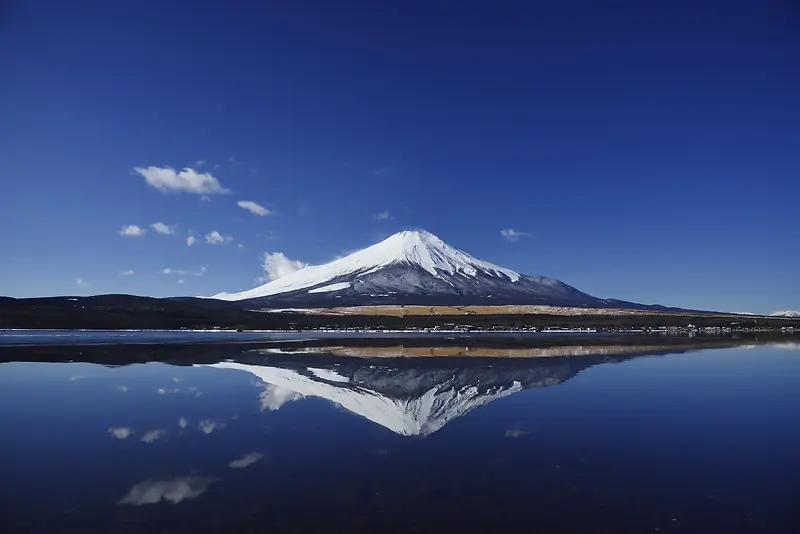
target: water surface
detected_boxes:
[1,340,798,533]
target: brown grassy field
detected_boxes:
[266,304,756,318]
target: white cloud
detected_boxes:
[500,228,531,242]
[373,210,393,221]
[119,224,146,237]
[205,230,233,245]
[229,452,263,469]
[237,243,245,249]
[198,419,226,434]
[141,429,166,443]
[237,200,270,216]
[120,270,135,276]
[195,159,206,167]
[260,252,307,282]
[178,417,188,429]
[259,384,304,411]
[161,266,207,277]
[150,222,176,235]
[177,279,184,284]
[109,427,134,439]
[118,477,217,506]
[187,234,197,246]
[134,166,230,195]
[76,278,88,288]
[115,384,129,393]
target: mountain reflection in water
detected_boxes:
[207,357,581,436]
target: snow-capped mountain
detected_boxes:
[211,230,615,308]
[205,354,607,436]
[770,310,800,318]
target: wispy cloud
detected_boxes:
[256,252,308,284]
[120,224,146,237]
[109,427,134,439]
[195,159,206,167]
[500,228,531,242]
[120,270,135,276]
[237,243,245,249]
[178,417,188,429]
[186,234,197,246]
[373,209,393,221]
[205,230,233,245]
[161,266,207,277]
[229,452,263,469]
[115,384,129,392]
[177,279,184,284]
[76,278,88,288]
[118,477,217,506]
[237,200,270,216]
[141,429,166,443]
[134,166,231,195]
[150,222,176,235]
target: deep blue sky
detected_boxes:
[1,0,798,313]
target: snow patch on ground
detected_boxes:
[308,282,351,293]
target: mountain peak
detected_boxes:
[380,229,443,253]
[211,229,523,301]
[393,228,439,240]
[375,230,451,263]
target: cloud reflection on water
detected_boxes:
[229,452,263,468]
[109,427,133,439]
[119,476,217,505]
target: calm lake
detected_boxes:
[1,335,799,533]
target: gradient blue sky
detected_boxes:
[1,0,798,313]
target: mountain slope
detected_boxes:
[211,230,610,308]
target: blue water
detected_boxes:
[0,343,798,533]
[0,328,607,346]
